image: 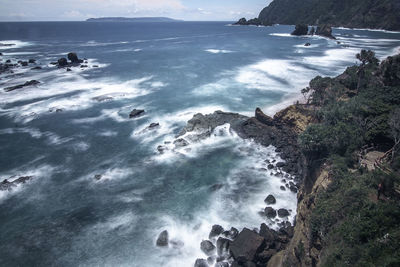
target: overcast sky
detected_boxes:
[0,0,272,21]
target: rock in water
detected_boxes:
[264,207,277,218]
[229,228,266,262]
[67,52,83,63]
[156,230,169,247]
[173,138,189,148]
[194,259,208,267]
[200,240,216,256]
[316,24,336,39]
[291,24,308,36]
[28,59,36,63]
[234,18,248,25]
[129,109,145,118]
[4,80,40,92]
[209,225,224,239]
[264,194,276,205]
[278,208,290,217]
[304,42,311,46]
[58,58,68,67]
[216,237,230,256]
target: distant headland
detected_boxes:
[86,17,183,22]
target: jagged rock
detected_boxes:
[234,18,248,25]
[222,227,239,240]
[259,223,277,242]
[58,58,68,67]
[148,123,160,129]
[279,226,294,238]
[276,162,286,168]
[305,43,311,47]
[174,138,189,148]
[291,24,308,36]
[28,59,36,63]
[255,108,274,126]
[209,225,224,239]
[4,80,40,92]
[129,109,145,118]
[0,176,33,191]
[316,24,336,39]
[67,52,83,63]
[156,230,169,247]
[216,237,230,256]
[201,240,216,256]
[264,194,276,205]
[308,26,315,35]
[277,209,290,217]
[264,207,277,218]
[194,259,208,267]
[229,228,266,262]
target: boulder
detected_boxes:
[58,58,68,67]
[67,52,83,63]
[264,207,277,218]
[267,164,274,169]
[207,256,216,265]
[277,209,290,218]
[291,24,308,36]
[129,109,145,118]
[4,80,40,92]
[216,237,230,256]
[276,162,286,168]
[316,24,336,39]
[229,228,266,262]
[156,230,169,246]
[174,138,189,148]
[194,259,208,267]
[255,108,274,126]
[304,43,311,47]
[280,186,286,191]
[264,194,276,205]
[200,240,216,256]
[20,61,28,66]
[209,225,224,239]
[222,227,239,240]
[28,59,36,63]
[94,174,102,181]
[0,176,33,191]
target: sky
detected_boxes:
[0,0,273,21]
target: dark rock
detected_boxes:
[20,61,28,66]
[259,223,277,242]
[277,209,290,218]
[209,225,224,239]
[223,227,239,240]
[194,259,208,267]
[304,42,311,47]
[0,52,2,56]
[80,65,88,68]
[257,249,277,263]
[280,186,286,191]
[58,58,68,67]
[156,230,169,246]
[264,194,276,205]
[94,174,102,181]
[92,95,113,102]
[207,256,215,265]
[231,262,240,267]
[4,80,40,92]
[264,207,277,218]
[129,109,145,118]
[279,226,294,238]
[93,65,99,68]
[229,228,266,262]
[290,185,298,193]
[148,123,160,129]
[200,240,216,256]
[267,164,274,169]
[316,24,336,39]
[216,237,230,256]
[0,176,33,191]
[31,66,42,70]
[291,24,308,36]
[308,26,315,35]
[234,18,247,25]
[67,52,83,63]
[244,261,256,267]
[157,145,167,154]
[174,138,189,147]
[255,107,274,126]
[66,68,72,72]
[28,59,36,63]
[276,162,285,168]
[209,184,224,192]
[5,59,11,63]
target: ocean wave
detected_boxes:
[0,40,33,50]
[204,49,234,54]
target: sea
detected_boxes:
[0,21,399,266]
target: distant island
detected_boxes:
[86,17,183,22]
[235,0,400,31]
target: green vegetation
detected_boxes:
[298,51,400,266]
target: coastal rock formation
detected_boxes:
[156,230,169,246]
[257,0,400,31]
[0,176,33,191]
[129,109,145,118]
[234,17,263,26]
[230,228,266,262]
[67,52,83,63]
[291,24,308,36]
[315,24,336,39]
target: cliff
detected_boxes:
[255,0,400,31]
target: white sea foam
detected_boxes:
[335,27,400,34]
[0,127,72,145]
[0,40,33,50]
[269,33,293,37]
[204,49,234,54]
[92,212,137,232]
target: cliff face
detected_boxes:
[258,0,400,31]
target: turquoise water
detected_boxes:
[0,22,399,266]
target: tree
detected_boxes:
[356,50,379,91]
[389,108,400,161]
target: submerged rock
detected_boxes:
[28,59,36,63]
[0,176,33,191]
[209,225,224,239]
[4,80,40,92]
[156,230,169,247]
[173,138,189,148]
[216,237,230,257]
[129,109,145,119]
[94,174,102,181]
[304,42,311,47]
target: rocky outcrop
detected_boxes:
[156,230,169,247]
[4,80,40,92]
[129,109,145,119]
[291,24,309,36]
[0,176,33,191]
[67,52,83,63]
[234,17,263,26]
[257,0,400,31]
[315,24,336,39]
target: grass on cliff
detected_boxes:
[299,51,400,266]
